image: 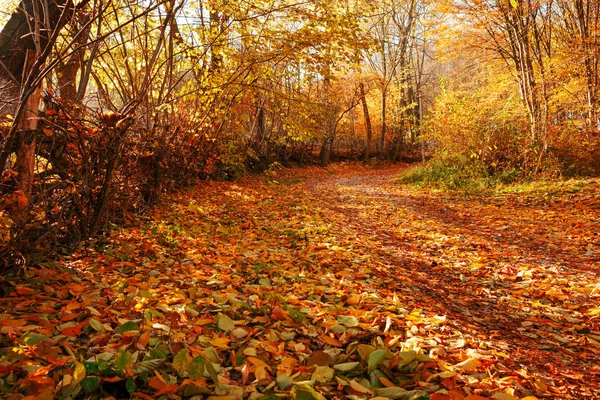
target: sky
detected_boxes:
[0,0,18,30]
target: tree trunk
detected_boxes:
[15,74,40,198]
[379,87,387,157]
[319,135,333,166]
[0,0,72,83]
[55,8,92,103]
[360,83,373,161]
[11,50,41,222]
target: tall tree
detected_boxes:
[0,0,77,205]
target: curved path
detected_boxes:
[2,163,599,399]
[300,164,600,399]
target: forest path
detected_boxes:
[2,163,599,399]
[301,163,600,399]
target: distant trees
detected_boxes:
[0,0,378,259]
[1,0,599,261]
[428,0,600,177]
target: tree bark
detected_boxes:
[15,52,40,198]
[0,0,72,83]
[359,83,373,161]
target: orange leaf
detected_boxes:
[62,327,82,336]
[255,365,270,381]
[320,334,341,347]
[16,193,28,208]
[464,396,489,400]
[61,313,80,322]
[0,319,27,327]
[132,393,154,400]
[378,376,396,387]
[431,394,453,400]
[68,283,84,293]
[15,287,35,295]
[137,331,151,350]
[65,302,81,312]
[448,389,466,400]
[442,376,457,389]
[148,376,168,390]
[155,384,179,396]
[104,376,124,383]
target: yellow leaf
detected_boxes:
[492,393,517,400]
[349,379,373,394]
[73,362,86,384]
[532,378,548,392]
[456,358,479,373]
[247,357,270,370]
[208,337,231,349]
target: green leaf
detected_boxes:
[206,360,219,383]
[139,289,154,298]
[80,377,100,392]
[21,333,49,345]
[357,344,375,361]
[115,321,139,334]
[312,366,334,383]
[126,376,136,395]
[217,313,235,332]
[133,359,164,374]
[291,384,326,400]
[189,355,205,380]
[415,354,433,362]
[182,381,211,397]
[333,362,360,372]
[114,351,133,372]
[337,315,360,327]
[258,278,272,287]
[397,351,417,367]
[368,349,389,372]
[88,318,105,332]
[374,387,429,400]
[173,349,192,375]
[84,362,100,374]
[277,374,294,390]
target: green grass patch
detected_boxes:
[396,163,496,194]
[495,178,596,196]
[397,162,597,196]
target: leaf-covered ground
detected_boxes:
[1,163,599,400]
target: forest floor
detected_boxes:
[1,163,600,400]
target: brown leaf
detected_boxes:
[307,350,332,367]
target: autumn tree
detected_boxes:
[555,0,600,127]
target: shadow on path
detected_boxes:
[305,165,600,398]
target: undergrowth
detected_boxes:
[397,161,598,195]
[396,162,521,194]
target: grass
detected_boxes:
[397,161,599,198]
[396,163,495,194]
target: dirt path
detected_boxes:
[2,163,599,399]
[301,164,600,398]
